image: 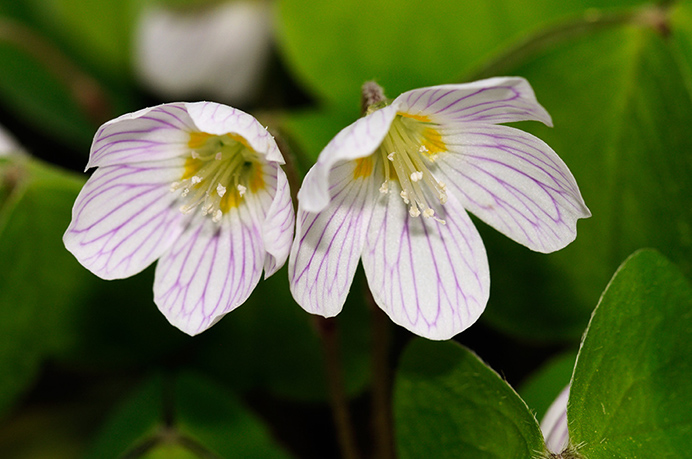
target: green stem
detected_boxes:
[315,317,361,459]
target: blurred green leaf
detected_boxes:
[569,250,692,458]
[519,351,576,421]
[86,376,163,458]
[277,0,650,109]
[174,372,293,459]
[0,32,96,148]
[394,339,546,459]
[0,156,89,416]
[479,9,692,339]
[88,373,293,459]
[196,266,371,402]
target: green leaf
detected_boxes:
[88,373,293,459]
[174,372,293,459]
[569,250,692,458]
[277,0,650,109]
[0,156,90,416]
[394,339,546,459]
[479,10,692,339]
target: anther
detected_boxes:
[410,171,423,182]
[400,190,410,204]
[387,152,396,161]
[191,151,200,159]
[191,176,202,185]
[237,184,247,197]
[419,145,428,153]
[409,206,421,218]
[216,183,227,197]
[379,182,389,194]
[215,152,222,160]
[212,210,222,223]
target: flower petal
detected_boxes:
[297,104,398,213]
[397,77,553,126]
[541,385,570,454]
[435,123,590,253]
[63,159,187,279]
[361,188,490,340]
[185,102,284,164]
[88,103,195,169]
[260,167,295,277]
[154,204,265,335]
[289,159,377,317]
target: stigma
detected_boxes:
[377,114,448,224]
[170,132,264,222]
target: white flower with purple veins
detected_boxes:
[64,102,294,335]
[541,385,570,454]
[289,77,590,340]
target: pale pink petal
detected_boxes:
[185,102,284,163]
[297,104,398,213]
[63,159,188,280]
[154,205,264,335]
[435,123,590,253]
[361,188,490,340]
[397,77,552,126]
[541,385,570,454]
[88,103,195,169]
[260,168,295,277]
[289,159,378,317]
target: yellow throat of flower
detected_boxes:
[356,113,448,224]
[170,131,265,222]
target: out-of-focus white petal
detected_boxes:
[184,102,284,163]
[361,188,489,340]
[289,160,378,317]
[397,77,553,127]
[154,204,264,335]
[261,168,294,277]
[435,123,590,253]
[297,104,398,213]
[88,103,194,169]
[134,1,274,105]
[63,159,187,279]
[541,385,571,454]
[0,124,24,156]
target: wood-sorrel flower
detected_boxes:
[64,102,294,335]
[289,77,590,340]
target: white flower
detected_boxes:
[0,124,24,156]
[134,1,274,105]
[64,102,294,335]
[288,77,590,340]
[541,385,570,454]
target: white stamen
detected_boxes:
[422,208,435,218]
[212,210,222,223]
[215,152,223,160]
[400,190,410,204]
[191,175,202,185]
[419,145,428,153]
[439,192,448,204]
[170,182,180,192]
[237,184,247,196]
[410,171,423,182]
[409,206,421,218]
[179,204,194,214]
[191,151,200,159]
[181,188,190,197]
[387,152,396,161]
[216,183,227,197]
[379,181,389,194]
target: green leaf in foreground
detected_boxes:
[395,339,546,459]
[568,249,692,458]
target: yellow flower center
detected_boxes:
[170,132,264,222]
[357,113,448,223]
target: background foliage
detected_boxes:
[0,0,690,457]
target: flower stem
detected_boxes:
[369,302,394,459]
[315,317,361,459]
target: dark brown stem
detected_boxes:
[315,317,361,459]
[369,300,394,459]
